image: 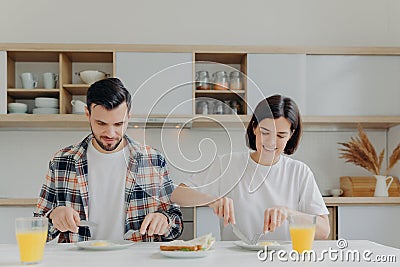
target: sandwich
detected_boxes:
[159,233,215,251]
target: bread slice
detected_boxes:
[160,233,215,251]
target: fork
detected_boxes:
[250,232,265,245]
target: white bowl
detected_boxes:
[35,97,59,108]
[79,70,107,84]
[8,103,28,113]
[32,108,59,114]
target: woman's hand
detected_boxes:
[208,197,236,226]
[263,206,288,233]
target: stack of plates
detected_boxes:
[33,97,59,114]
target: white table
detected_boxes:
[1,240,399,266]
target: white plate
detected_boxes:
[159,249,214,258]
[233,240,291,251]
[75,240,134,251]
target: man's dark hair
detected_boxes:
[86,78,132,113]
[246,94,302,155]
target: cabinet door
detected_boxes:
[338,206,400,248]
[306,55,400,116]
[115,52,193,116]
[0,207,35,243]
[0,51,6,114]
[247,54,306,115]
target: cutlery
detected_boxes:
[232,224,252,245]
[79,220,98,228]
[123,229,141,239]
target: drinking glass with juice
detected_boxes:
[288,214,316,253]
[15,217,48,264]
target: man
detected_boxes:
[34,78,183,242]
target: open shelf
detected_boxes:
[63,84,90,95]
[7,89,60,99]
[195,90,245,94]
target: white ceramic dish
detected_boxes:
[7,103,28,113]
[35,97,59,108]
[32,108,59,114]
[75,240,134,251]
[233,240,291,251]
[79,70,107,84]
[159,249,214,258]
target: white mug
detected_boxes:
[20,72,38,89]
[330,188,343,197]
[43,72,58,89]
[71,100,87,114]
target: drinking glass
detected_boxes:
[15,217,48,264]
[288,214,316,253]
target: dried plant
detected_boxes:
[338,125,400,176]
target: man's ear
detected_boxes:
[85,106,90,119]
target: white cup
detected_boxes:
[43,72,58,89]
[20,72,38,89]
[71,100,87,114]
[330,188,343,197]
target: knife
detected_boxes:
[232,224,252,245]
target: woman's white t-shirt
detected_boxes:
[184,151,329,241]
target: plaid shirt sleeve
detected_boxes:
[155,156,183,241]
[33,159,60,241]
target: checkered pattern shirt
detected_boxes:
[34,134,183,243]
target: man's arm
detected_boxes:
[33,160,60,241]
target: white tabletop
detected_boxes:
[1,240,399,266]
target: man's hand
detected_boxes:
[140,213,169,236]
[49,206,80,233]
[208,197,235,227]
[263,206,288,233]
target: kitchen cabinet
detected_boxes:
[0,44,399,129]
[115,52,193,116]
[3,50,113,115]
[194,53,247,116]
[306,55,400,116]
[338,205,400,249]
[247,54,306,114]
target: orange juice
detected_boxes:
[289,225,316,253]
[16,230,47,263]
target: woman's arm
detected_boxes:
[171,183,235,226]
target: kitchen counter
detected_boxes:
[2,197,400,206]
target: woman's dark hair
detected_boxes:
[86,78,132,113]
[246,94,302,155]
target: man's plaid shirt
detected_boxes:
[34,134,183,243]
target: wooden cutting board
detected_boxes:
[340,176,400,197]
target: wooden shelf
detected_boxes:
[63,84,90,95]
[195,90,245,94]
[0,115,399,130]
[324,197,400,206]
[303,116,400,130]
[0,114,88,129]
[0,198,37,206]
[7,89,60,99]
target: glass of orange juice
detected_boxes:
[15,217,48,264]
[288,214,316,253]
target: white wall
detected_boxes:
[0,0,399,46]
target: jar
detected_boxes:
[229,71,243,90]
[196,101,209,114]
[195,71,211,90]
[212,71,229,90]
[214,101,224,114]
[230,100,239,114]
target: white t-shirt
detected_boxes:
[184,151,329,241]
[87,141,128,240]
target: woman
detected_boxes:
[171,95,330,241]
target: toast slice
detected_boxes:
[160,233,215,251]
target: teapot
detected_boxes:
[374,175,393,197]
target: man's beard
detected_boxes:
[89,124,123,152]
[92,134,123,151]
